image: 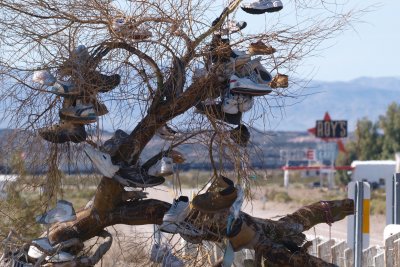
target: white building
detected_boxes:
[351,160,396,186]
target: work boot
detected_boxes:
[192,176,237,213]
[248,40,276,55]
[227,217,258,251]
[269,73,288,88]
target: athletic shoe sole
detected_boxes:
[115,174,165,188]
[241,6,283,14]
[59,112,97,124]
[230,87,272,96]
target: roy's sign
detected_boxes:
[315,120,347,138]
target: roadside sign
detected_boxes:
[315,120,347,138]
[306,149,316,160]
[316,142,338,162]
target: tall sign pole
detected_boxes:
[347,181,370,267]
[308,112,347,189]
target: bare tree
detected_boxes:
[0,0,359,266]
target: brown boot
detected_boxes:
[248,40,276,55]
[192,176,237,213]
[227,218,257,251]
[269,73,288,88]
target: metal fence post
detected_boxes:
[354,181,363,267]
[394,173,400,224]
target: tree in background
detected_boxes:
[379,102,400,159]
[336,102,400,185]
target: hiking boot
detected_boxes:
[116,166,165,188]
[101,129,129,157]
[160,196,190,233]
[269,73,289,88]
[51,80,80,97]
[192,177,237,213]
[32,70,56,86]
[248,40,276,55]
[229,74,272,96]
[84,146,120,178]
[148,157,174,177]
[230,124,250,146]
[208,176,233,191]
[195,102,242,125]
[39,121,87,144]
[241,0,283,14]
[88,71,121,93]
[35,200,76,224]
[227,218,257,251]
[59,104,97,124]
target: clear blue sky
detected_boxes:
[233,0,400,81]
[304,0,400,81]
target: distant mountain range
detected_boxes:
[261,77,400,131]
[0,77,398,172]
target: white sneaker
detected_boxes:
[222,95,239,115]
[32,70,56,86]
[160,196,189,233]
[148,157,174,177]
[46,251,74,263]
[35,200,76,224]
[236,94,254,112]
[84,146,120,178]
[229,74,272,96]
[241,0,283,14]
[28,238,74,262]
[238,57,272,83]
[28,238,53,258]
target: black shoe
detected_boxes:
[116,166,165,187]
[195,102,242,125]
[101,129,129,157]
[88,71,121,93]
[39,121,87,143]
[230,124,250,146]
